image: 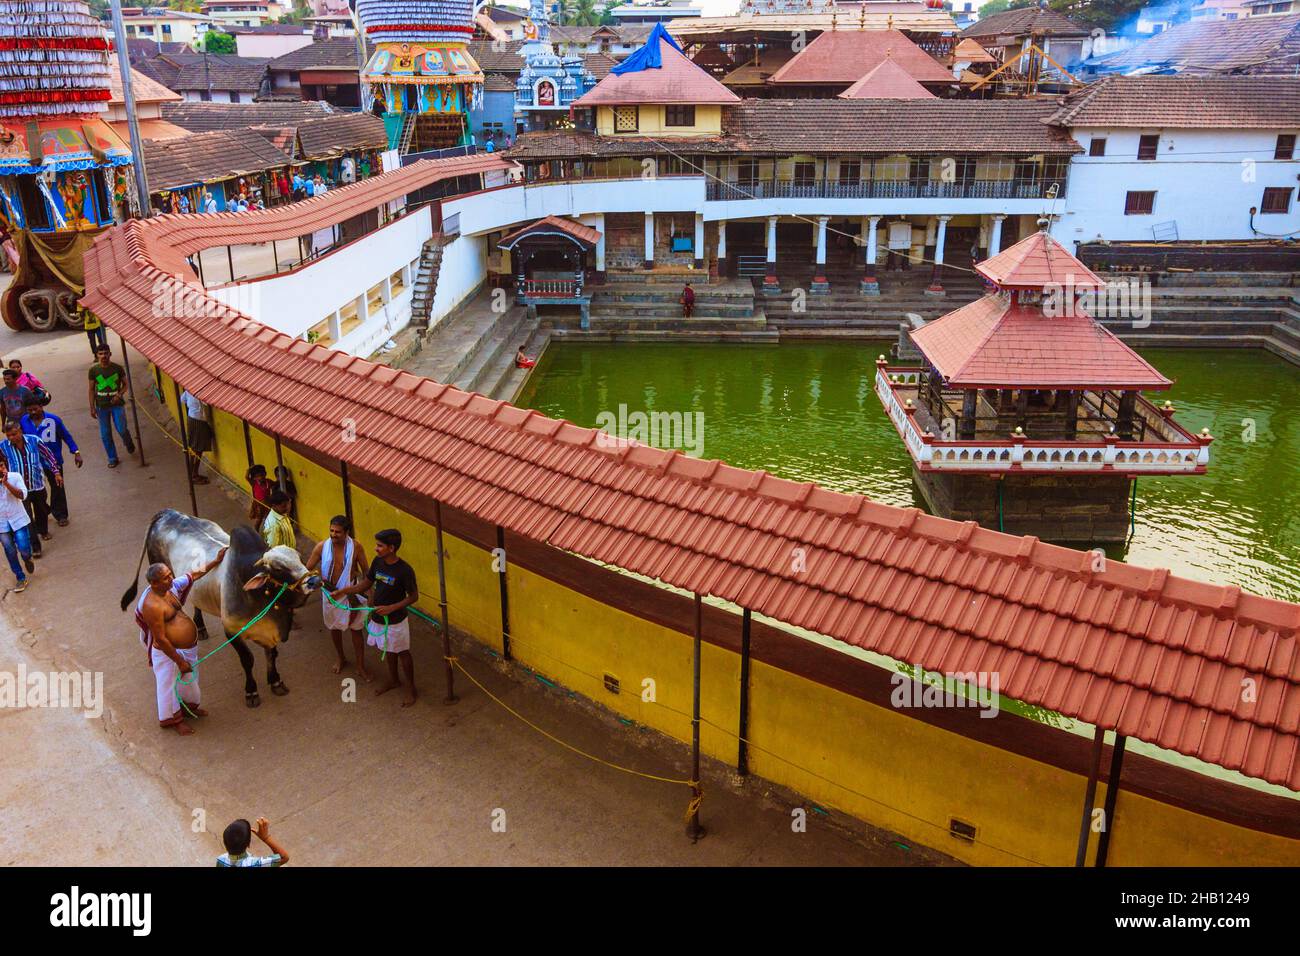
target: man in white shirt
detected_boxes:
[0,470,34,592]
[179,389,211,485]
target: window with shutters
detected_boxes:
[612,106,637,133]
[1137,135,1159,160]
[1261,187,1293,214]
[1124,190,1156,215]
[1089,137,1106,157]
[1275,134,1296,160]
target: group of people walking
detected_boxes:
[0,333,137,592]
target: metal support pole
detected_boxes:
[109,0,152,216]
[1075,726,1107,867]
[1094,734,1127,867]
[172,381,198,516]
[340,461,354,531]
[687,592,704,842]
[496,525,512,661]
[242,419,254,469]
[737,606,751,776]
[434,500,457,704]
[227,245,235,283]
[118,334,147,467]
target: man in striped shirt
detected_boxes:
[0,421,60,558]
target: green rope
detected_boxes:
[172,582,288,717]
[320,585,442,660]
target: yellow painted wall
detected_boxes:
[596,104,723,137]
[182,399,1300,867]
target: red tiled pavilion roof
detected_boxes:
[499,215,601,250]
[976,230,1105,291]
[838,59,937,99]
[81,157,1300,792]
[572,33,739,106]
[910,295,1173,390]
[767,29,954,86]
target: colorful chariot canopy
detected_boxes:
[0,115,131,174]
[361,43,484,85]
[0,0,114,117]
[354,0,477,43]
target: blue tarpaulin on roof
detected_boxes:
[609,22,682,75]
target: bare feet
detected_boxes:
[332,657,348,675]
[189,706,208,717]
[357,668,373,683]
[170,721,195,736]
[374,681,397,697]
[401,692,417,708]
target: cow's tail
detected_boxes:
[119,515,159,611]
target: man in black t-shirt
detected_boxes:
[333,528,419,706]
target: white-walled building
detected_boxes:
[118,7,215,46]
[1050,75,1300,245]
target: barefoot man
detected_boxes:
[135,549,226,735]
[306,515,370,680]
[333,529,418,707]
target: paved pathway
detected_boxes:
[0,322,953,867]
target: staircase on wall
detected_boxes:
[409,235,445,332]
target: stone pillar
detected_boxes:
[861,215,880,295]
[594,212,606,283]
[812,216,829,293]
[762,215,780,295]
[989,214,1006,256]
[927,215,950,295]
[717,219,728,260]
[693,212,705,272]
[643,211,654,270]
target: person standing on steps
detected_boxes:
[20,400,81,527]
[87,344,135,468]
[306,515,371,681]
[680,282,695,319]
[332,529,419,707]
[0,420,59,558]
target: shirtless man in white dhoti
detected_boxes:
[135,550,225,735]
[306,515,371,681]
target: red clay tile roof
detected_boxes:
[268,37,361,71]
[82,156,1300,791]
[583,52,620,80]
[976,230,1104,291]
[108,53,182,106]
[170,54,272,93]
[951,37,996,64]
[572,32,740,106]
[1049,75,1300,129]
[961,6,1090,39]
[295,112,387,160]
[1086,13,1300,75]
[142,127,294,191]
[838,59,937,99]
[767,29,954,86]
[911,295,1172,390]
[721,46,793,87]
[162,99,336,133]
[498,215,602,249]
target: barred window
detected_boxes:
[613,106,638,132]
[1261,187,1293,215]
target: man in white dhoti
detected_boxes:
[306,515,371,680]
[135,550,225,735]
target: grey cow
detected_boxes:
[121,509,319,707]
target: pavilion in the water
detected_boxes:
[875,230,1212,542]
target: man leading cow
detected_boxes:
[305,515,370,681]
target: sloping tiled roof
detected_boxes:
[295,112,387,159]
[269,38,362,71]
[484,73,518,92]
[1049,75,1300,128]
[583,52,620,80]
[162,99,336,132]
[251,124,298,157]
[961,6,1090,39]
[767,29,954,86]
[499,215,602,249]
[133,55,182,90]
[838,59,937,99]
[725,99,1079,154]
[122,38,189,63]
[81,156,1300,791]
[172,54,272,93]
[468,39,525,73]
[911,295,1172,389]
[951,37,997,64]
[1085,13,1300,74]
[572,32,740,106]
[108,53,182,106]
[142,127,293,190]
[975,230,1104,291]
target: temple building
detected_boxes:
[513,0,596,132]
[875,230,1211,542]
[0,0,134,332]
[357,0,485,151]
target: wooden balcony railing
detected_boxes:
[523,278,579,298]
[705,179,1066,202]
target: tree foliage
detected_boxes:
[1043,0,1151,31]
[201,30,236,53]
